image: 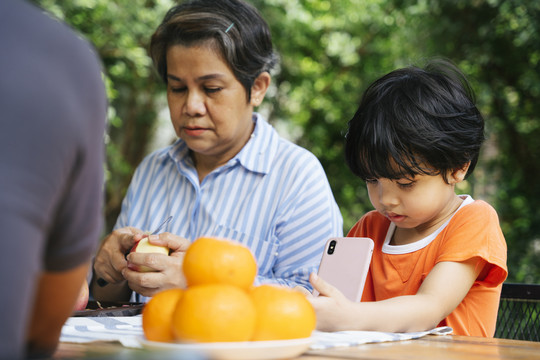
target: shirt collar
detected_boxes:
[162,112,278,175]
[234,112,277,175]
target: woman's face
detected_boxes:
[165,44,257,165]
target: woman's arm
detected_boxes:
[258,154,343,290]
[309,257,485,332]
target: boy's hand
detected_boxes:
[309,272,345,298]
[293,285,312,297]
[307,272,355,331]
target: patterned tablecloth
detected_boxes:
[60,315,453,349]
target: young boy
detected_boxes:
[309,59,507,337]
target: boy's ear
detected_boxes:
[250,71,271,107]
[449,162,471,184]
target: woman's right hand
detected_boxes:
[123,232,191,297]
[93,227,143,286]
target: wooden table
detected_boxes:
[303,335,540,359]
[53,335,540,359]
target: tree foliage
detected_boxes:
[33,0,539,282]
[32,0,173,230]
[407,0,540,282]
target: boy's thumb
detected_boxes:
[310,272,339,297]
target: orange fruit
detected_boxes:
[172,284,256,342]
[142,288,183,342]
[250,285,316,341]
[183,237,257,290]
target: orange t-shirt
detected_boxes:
[349,196,507,337]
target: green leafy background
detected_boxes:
[32,0,540,283]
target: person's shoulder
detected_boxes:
[1,0,105,122]
[449,198,502,236]
[361,210,388,226]
[273,130,321,162]
[2,1,103,84]
[348,210,386,236]
[139,143,178,166]
[4,0,98,59]
[255,116,316,158]
[459,198,499,219]
[128,145,177,185]
[276,138,326,178]
[253,119,319,164]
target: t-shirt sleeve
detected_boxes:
[436,201,508,287]
[0,14,107,272]
[43,41,106,272]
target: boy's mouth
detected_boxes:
[386,212,406,223]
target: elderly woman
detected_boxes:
[92,0,342,303]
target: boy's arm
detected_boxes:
[309,257,485,333]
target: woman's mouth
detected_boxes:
[183,126,207,137]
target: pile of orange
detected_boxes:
[142,236,316,343]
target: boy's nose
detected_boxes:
[378,181,399,207]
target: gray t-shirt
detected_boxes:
[0,0,107,357]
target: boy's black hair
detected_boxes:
[345,58,485,184]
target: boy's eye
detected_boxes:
[365,179,378,184]
[396,181,415,189]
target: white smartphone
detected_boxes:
[312,237,374,302]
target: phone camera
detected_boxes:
[327,240,336,254]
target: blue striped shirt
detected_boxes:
[116,113,343,300]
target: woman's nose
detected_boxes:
[184,91,206,116]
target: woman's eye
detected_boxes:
[205,87,222,94]
[170,87,186,93]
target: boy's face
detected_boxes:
[366,167,467,240]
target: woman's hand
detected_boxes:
[307,272,356,331]
[123,232,191,297]
[93,227,142,285]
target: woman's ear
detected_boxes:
[449,162,471,184]
[250,72,271,107]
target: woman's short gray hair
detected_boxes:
[150,0,278,101]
